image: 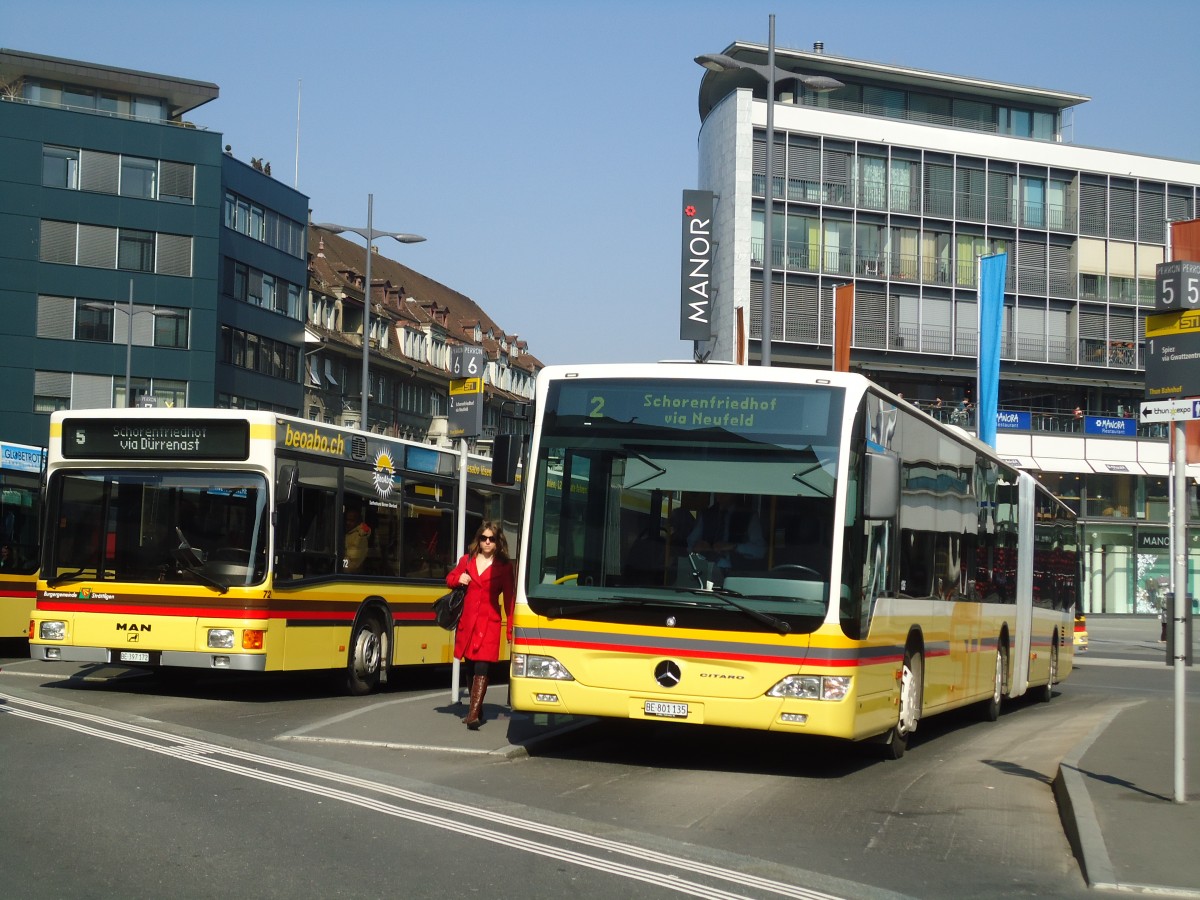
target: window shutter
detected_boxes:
[822,149,850,205]
[923,163,953,217]
[987,171,1015,225]
[72,373,114,409]
[1078,309,1106,340]
[37,295,74,339]
[787,141,820,201]
[78,223,117,268]
[34,370,71,397]
[80,149,119,194]
[1048,243,1073,297]
[854,288,887,348]
[1109,183,1136,240]
[1080,179,1107,236]
[159,160,194,203]
[1139,186,1165,243]
[1017,239,1046,293]
[1168,191,1194,223]
[783,279,819,343]
[1109,313,1134,341]
[39,220,76,263]
[156,233,192,276]
[956,167,985,220]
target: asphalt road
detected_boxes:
[0,621,1191,900]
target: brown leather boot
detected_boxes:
[464,674,488,730]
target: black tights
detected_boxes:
[464,659,490,678]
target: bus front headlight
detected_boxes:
[39,621,66,641]
[207,629,235,649]
[767,674,851,701]
[511,653,574,681]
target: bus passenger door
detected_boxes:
[1009,472,1037,697]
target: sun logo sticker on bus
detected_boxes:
[372,450,396,499]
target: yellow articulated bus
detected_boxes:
[0,440,46,638]
[504,364,1077,758]
[30,409,519,693]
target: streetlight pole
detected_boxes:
[85,279,184,407]
[122,278,135,404]
[696,20,843,367]
[315,196,425,430]
[763,14,778,367]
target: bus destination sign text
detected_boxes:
[62,419,251,460]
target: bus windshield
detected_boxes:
[44,469,268,590]
[527,378,845,624]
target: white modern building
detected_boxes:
[695,40,1200,615]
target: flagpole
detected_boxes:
[832,287,837,371]
[976,254,982,420]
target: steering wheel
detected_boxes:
[770,564,821,578]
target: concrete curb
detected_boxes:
[1054,699,1200,898]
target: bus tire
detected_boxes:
[1035,637,1058,704]
[881,648,923,760]
[981,641,1006,722]
[345,614,384,696]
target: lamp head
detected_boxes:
[694,53,740,73]
[800,74,844,93]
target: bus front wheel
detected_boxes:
[981,642,1007,722]
[346,615,385,695]
[881,649,923,760]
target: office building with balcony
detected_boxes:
[304,229,539,445]
[0,48,308,448]
[695,40,1200,614]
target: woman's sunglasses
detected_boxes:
[479,534,496,543]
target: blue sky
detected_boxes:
[8,1,1199,365]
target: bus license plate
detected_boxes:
[644,700,688,719]
[119,651,150,663]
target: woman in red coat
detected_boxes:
[446,521,515,729]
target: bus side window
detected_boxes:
[275,459,338,580]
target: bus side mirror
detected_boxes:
[491,434,521,486]
[276,463,299,505]
[864,451,899,520]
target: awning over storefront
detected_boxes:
[1090,460,1145,475]
[1034,457,1094,474]
[999,456,1038,470]
[1141,462,1170,477]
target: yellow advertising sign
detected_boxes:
[1146,309,1200,338]
[449,378,483,396]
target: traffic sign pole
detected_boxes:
[1171,422,1189,803]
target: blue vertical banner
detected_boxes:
[977,252,1007,448]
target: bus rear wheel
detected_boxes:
[1035,638,1058,703]
[881,649,923,760]
[345,615,385,695]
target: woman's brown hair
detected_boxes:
[468,520,510,561]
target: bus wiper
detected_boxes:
[676,586,792,635]
[621,448,666,491]
[172,563,229,594]
[168,526,228,594]
[546,596,654,619]
[45,569,87,588]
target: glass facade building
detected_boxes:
[695,41,1200,614]
[0,49,308,447]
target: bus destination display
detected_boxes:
[550,380,833,436]
[61,419,251,460]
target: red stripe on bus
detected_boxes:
[517,636,920,668]
[35,600,351,621]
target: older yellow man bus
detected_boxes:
[29,410,519,693]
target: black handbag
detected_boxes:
[432,585,467,630]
